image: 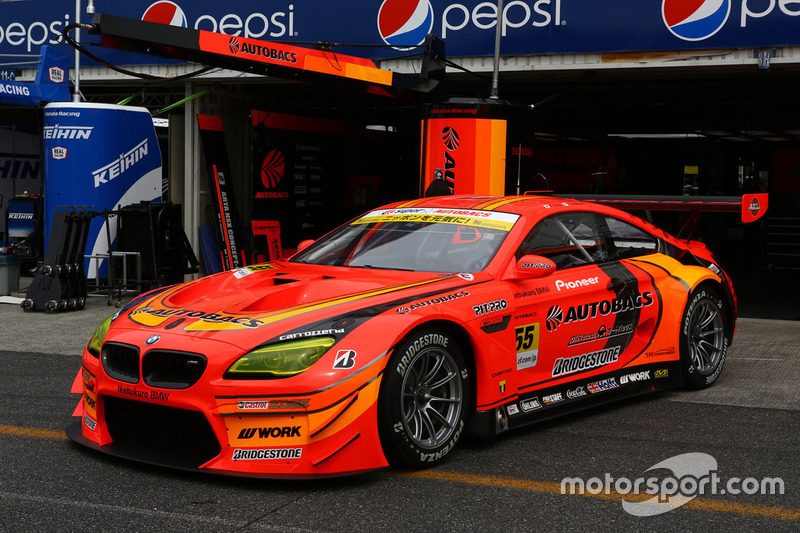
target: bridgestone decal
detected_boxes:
[231,448,302,461]
[552,346,622,377]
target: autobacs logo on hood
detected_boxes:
[130,306,265,328]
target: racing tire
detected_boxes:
[680,285,730,389]
[378,328,471,469]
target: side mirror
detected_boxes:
[297,239,315,252]
[515,255,556,279]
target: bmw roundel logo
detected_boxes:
[146,335,161,345]
[142,1,188,28]
[662,0,731,42]
[377,0,435,51]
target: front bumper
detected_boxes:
[69,330,391,478]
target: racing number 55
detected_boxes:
[516,324,537,351]
[515,323,540,371]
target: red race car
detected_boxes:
[68,194,766,477]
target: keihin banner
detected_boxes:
[43,103,161,276]
[1,1,800,62]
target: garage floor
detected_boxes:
[0,292,798,531]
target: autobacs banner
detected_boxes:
[43,103,161,276]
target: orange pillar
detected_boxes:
[421,101,508,197]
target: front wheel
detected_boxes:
[680,285,730,389]
[378,328,471,468]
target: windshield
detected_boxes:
[291,207,520,272]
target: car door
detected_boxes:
[509,211,619,398]
[596,214,665,371]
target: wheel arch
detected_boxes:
[660,262,735,343]
[394,319,478,414]
[691,278,735,344]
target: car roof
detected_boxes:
[382,194,672,242]
[384,195,598,216]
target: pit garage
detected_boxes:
[0,1,798,529]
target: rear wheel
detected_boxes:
[379,328,471,468]
[680,285,730,389]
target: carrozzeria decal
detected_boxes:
[351,208,520,231]
[279,328,345,341]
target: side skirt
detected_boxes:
[480,362,682,435]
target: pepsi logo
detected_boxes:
[662,0,731,41]
[377,0,434,50]
[441,127,460,151]
[261,149,286,189]
[142,1,188,27]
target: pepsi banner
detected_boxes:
[43,103,162,276]
[2,1,800,62]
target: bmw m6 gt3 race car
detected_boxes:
[68,194,767,478]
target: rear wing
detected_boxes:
[544,193,769,224]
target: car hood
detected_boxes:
[113,262,479,349]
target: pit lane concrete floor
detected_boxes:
[0,296,798,532]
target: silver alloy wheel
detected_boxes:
[400,346,463,450]
[687,297,725,375]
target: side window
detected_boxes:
[516,212,608,268]
[603,217,658,260]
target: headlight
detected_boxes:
[225,337,336,378]
[86,315,113,358]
